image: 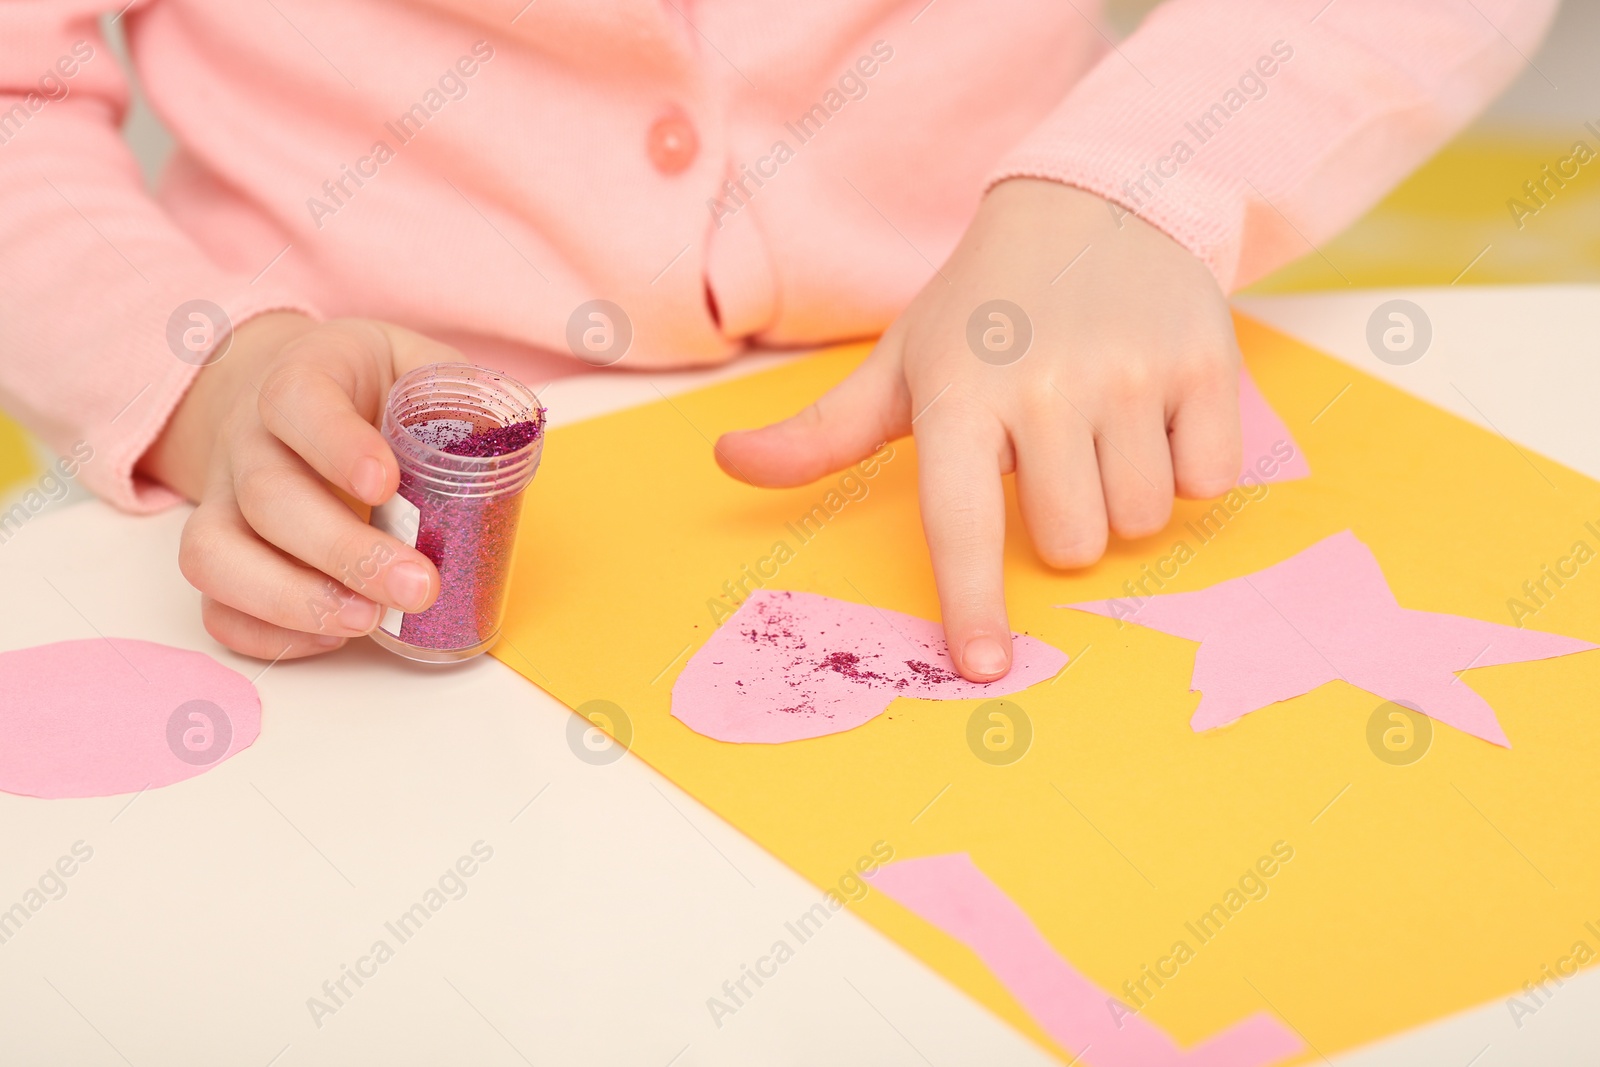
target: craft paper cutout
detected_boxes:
[1236,368,1309,485]
[0,639,261,799]
[874,853,1302,1067]
[1065,530,1595,747]
[495,320,1600,1063]
[672,589,1068,743]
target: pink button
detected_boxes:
[647,110,698,175]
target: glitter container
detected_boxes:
[368,363,544,664]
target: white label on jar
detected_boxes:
[370,492,421,637]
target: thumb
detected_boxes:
[716,334,911,488]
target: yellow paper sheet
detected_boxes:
[494,315,1600,1061]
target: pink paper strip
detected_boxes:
[0,639,262,799]
[874,853,1302,1067]
[1065,531,1595,746]
[671,590,1067,743]
[1237,367,1309,485]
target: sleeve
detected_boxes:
[0,0,318,512]
[986,0,1560,292]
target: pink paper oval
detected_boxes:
[0,639,261,799]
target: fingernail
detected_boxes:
[962,635,1010,679]
[386,560,432,612]
[351,456,385,502]
[313,634,344,649]
[336,595,382,633]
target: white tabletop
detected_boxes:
[2,285,1597,1067]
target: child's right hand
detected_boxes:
[142,313,457,659]
[716,180,1242,684]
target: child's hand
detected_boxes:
[143,314,460,659]
[716,179,1242,682]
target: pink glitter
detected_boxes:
[814,651,887,682]
[392,418,542,651]
[905,660,959,684]
[441,420,543,458]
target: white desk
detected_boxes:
[1,286,1596,1066]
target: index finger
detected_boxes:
[256,322,464,506]
[915,402,1013,682]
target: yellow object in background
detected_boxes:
[1247,132,1600,292]
[495,320,1600,1062]
[0,412,38,499]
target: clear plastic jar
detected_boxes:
[368,363,544,664]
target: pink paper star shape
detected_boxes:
[1065,531,1595,747]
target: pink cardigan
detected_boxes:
[0,0,1556,511]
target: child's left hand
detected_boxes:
[716,178,1243,683]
